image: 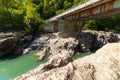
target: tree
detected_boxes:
[0,0,25,30]
[24,0,41,32]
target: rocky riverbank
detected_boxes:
[23,30,120,59]
[14,42,120,80]
[12,30,120,80]
[1,30,119,57]
[0,30,120,79]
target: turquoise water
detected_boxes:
[0,51,94,80]
[0,51,49,80]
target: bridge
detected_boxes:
[44,0,120,37]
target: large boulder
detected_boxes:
[14,43,120,80]
[0,31,27,56]
[0,37,17,57]
[27,63,74,80]
[48,37,78,55]
[72,42,120,80]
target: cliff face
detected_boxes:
[0,32,23,57]
[0,37,17,57]
[0,31,32,57]
[14,42,120,80]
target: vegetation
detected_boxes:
[0,0,88,32]
[0,0,120,32]
[83,16,120,32]
[0,0,43,32]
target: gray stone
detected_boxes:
[13,35,33,54]
[77,30,120,52]
[0,37,17,57]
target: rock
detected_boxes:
[77,31,96,52]
[32,44,39,50]
[33,48,49,60]
[48,37,78,55]
[0,37,17,57]
[23,32,78,56]
[47,50,73,68]
[18,35,32,45]
[33,50,72,72]
[30,62,74,80]
[14,62,74,80]
[77,30,120,52]
[97,31,107,46]
[23,48,31,54]
[14,43,120,80]
[0,31,26,39]
[25,37,42,51]
[107,33,119,43]
[0,32,15,39]
[72,42,120,80]
[20,31,120,56]
[0,31,28,57]
[117,34,120,40]
[12,30,119,55]
[13,35,32,54]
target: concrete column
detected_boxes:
[58,20,83,37]
[44,21,58,33]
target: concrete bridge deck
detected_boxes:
[45,0,120,37]
[48,0,114,21]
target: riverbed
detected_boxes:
[0,51,93,80]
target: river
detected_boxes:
[0,51,93,80]
[0,51,49,80]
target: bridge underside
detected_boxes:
[44,20,83,37]
[44,0,120,37]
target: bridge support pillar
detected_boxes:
[58,20,83,37]
[44,20,83,37]
[44,21,58,33]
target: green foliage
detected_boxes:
[83,16,120,32]
[1,0,119,33]
[83,20,97,30]
[0,0,25,31]
[0,0,42,33]
[36,0,88,19]
[23,0,41,33]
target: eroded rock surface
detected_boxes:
[0,37,17,57]
[14,43,120,80]
[0,31,27,57]
[72,43,120,80]
[77,30,120,52]
[0,31,33,56]
[13,35,32,54]
[24,34,78,59]
[24,31,120,56]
